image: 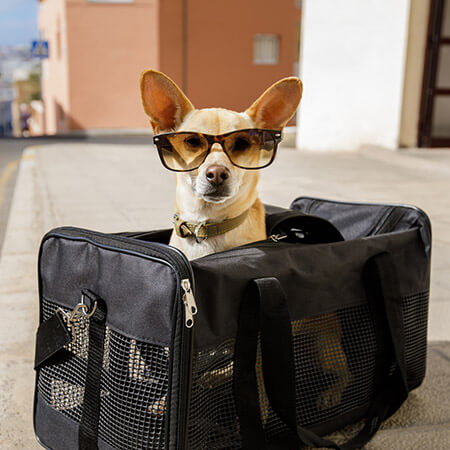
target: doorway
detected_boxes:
[419,0,450,147]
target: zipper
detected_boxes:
[181,279,198,328]
[294,196,431,230]
[177,279,197,448]
[366,206,393,236]
[376,207,408,235]
[45,226,193,281]
[42,227,196,450]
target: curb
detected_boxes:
[0,145,42,448]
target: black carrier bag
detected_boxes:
[34,197,431,450]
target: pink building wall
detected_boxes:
[39,0,71,134]
[66,0,158,130]
[185,0,300,113]
[39,0,300,134]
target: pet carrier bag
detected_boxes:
[34,197,431,450]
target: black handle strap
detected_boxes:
[78,290,107,450]
[234,252,408,449]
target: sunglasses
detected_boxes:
[153,129,282,172]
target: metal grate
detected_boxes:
[37,299,170,449]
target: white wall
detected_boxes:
[297,0,411,151]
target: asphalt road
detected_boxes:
[0,135,153,253]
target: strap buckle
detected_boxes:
[174,214,193,238]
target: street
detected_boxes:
[0,140,449,447]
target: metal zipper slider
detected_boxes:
[181,278,197,328]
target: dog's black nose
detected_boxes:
[205,165,230,185]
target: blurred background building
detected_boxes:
[0,45,40,137]
[1,0,449,151]
[37,0,301,135]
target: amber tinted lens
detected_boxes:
[157,133,209,171]
[224,130,276,168]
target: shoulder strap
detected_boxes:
[78,290,107,450]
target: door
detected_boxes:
[419,0,450,147]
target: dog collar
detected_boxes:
[174,209,249,241]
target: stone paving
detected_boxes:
[0,142,448,448]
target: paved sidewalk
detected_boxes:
[0,143,449,448]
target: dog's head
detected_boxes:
[140,71,302,207]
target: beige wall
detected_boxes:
[66,0,158,130]
[39,0,71,134]
[399,0,431,147]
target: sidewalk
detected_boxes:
[0,142,449,448]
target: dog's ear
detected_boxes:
[245,77,302,129]
[140,70,194,133]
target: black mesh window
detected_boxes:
[37,299,170,449]
[402,290,429,389]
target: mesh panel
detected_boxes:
[402,290,429,389]
[187,304,377,448]
[188,339,241,450]
[37,299,170,449]
[262,305,377,437]
[37,289,429,449]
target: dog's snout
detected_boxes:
[205,165,230,185]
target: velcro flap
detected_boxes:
[35,310,72,370]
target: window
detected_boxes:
[254,34,280,65]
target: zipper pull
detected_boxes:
[181,279,197,328]
[269,233,288,242]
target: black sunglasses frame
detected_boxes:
[153,128,282,172]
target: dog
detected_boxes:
[140,71,351,420]
[140,69,302,260]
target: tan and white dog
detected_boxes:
[140,71,352,413]
[140,70,302,260]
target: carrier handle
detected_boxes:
[234,252,408,450]
[78,290,107,450]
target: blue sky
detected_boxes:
[0,0,39,46]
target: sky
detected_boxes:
[0,0,39,46]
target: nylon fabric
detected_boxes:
[190,229,428,350]
[234,252,410,450]
[39,237,177,346]
[33,197,431,450]
[79,293,107,450]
